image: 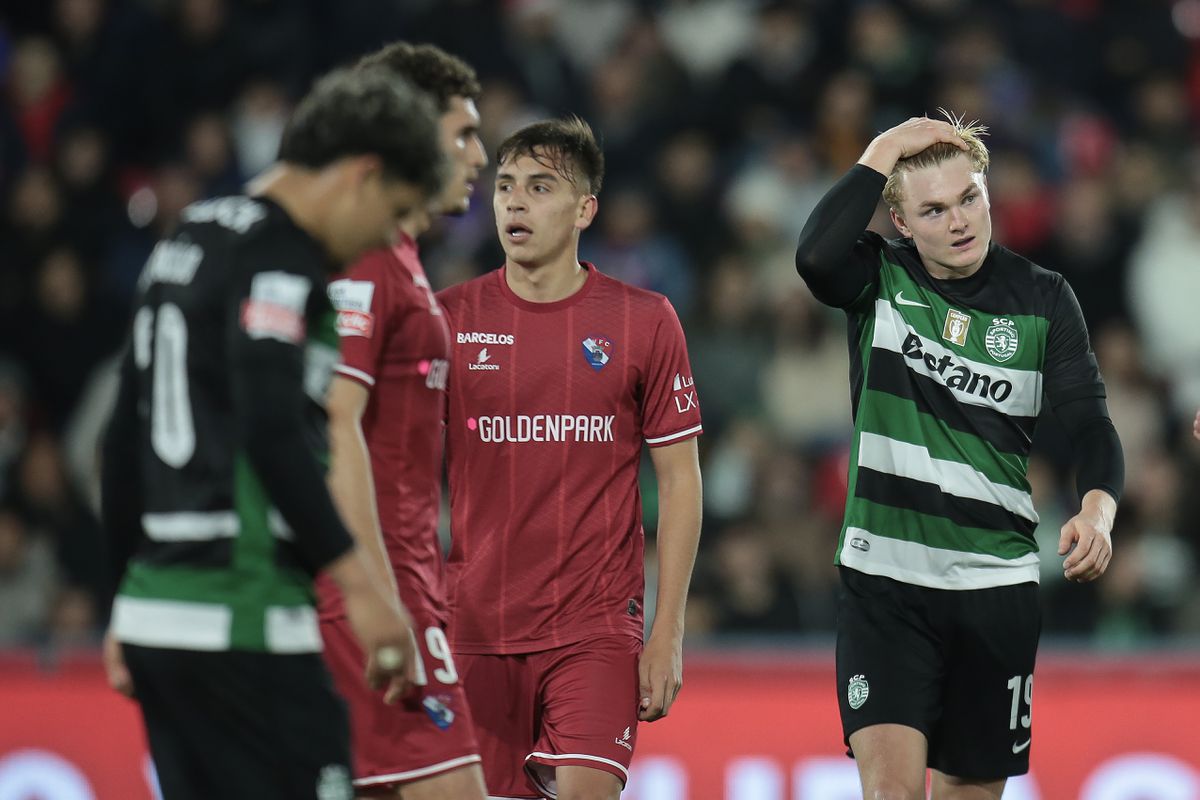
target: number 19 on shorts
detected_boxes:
[1007,674,1032,731]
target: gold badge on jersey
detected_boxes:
[942,309,971,347]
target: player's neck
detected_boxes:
[398,208,432,240]
[504,252,587,303]
[249,164,330,250]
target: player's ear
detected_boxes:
[890,207,911,238]
[351,154,385,194]
[576,194,598,231]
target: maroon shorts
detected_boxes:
[457,635,642,799]
[320,616,481,794]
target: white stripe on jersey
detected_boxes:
[871,299,1042,417]
[334,363,376,386]
[142,511,238,541]
[839,527,1040,590]
[858,432,1038,523]
[112,596,232,650]
[645,424,703,446]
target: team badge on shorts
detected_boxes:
[581,335,613,371]
[422,695,456,730]
[985,317,1019,362]
[847,674,870,710]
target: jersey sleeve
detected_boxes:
[1043,276,1106,408]
[329,251,390,388]
[225,233,354,574]
[641,297,703,447]
[100,344,144,590]
[794,164,886,310]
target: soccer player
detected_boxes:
[795,113,1124,799]
[99,68,445,800]
[436,117,704,800]
[314,43,488,799]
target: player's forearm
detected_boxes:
[1057,395,1125,505]
[232,355,354,573]
[649,462,703,639]
[327,415,398,597]
[794,165,882,306]
[99,353,142,590]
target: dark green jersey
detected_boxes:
[106,196,351,652]
[797,168,1107,590]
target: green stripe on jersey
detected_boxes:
[857,389,1029,491]
[230,454,313,649]
[845,499,1036,560]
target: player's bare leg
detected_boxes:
[930,772,1005,800]
[554,765,622,800]
[848,724,928,800]
[393,763,486,800]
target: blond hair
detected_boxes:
[882,109,990,210]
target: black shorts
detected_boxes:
[836,566,1041,780]
[123,644,352,800]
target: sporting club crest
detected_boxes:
[985,317,1019,362]
[847,674,870,710]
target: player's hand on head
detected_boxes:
[103,628,134,698]
[863,116,969,169]
[1058,511,1113,583]
[637,632,683,722]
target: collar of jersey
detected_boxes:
[496,261,598,312]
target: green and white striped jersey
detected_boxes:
[109,196,346,652]
[834,234,1104,590]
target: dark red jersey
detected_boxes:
[316,234,452,625]
[436,264,702,653]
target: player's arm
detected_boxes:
[99,345,141,698]
[1055,396,1122,582]
[640,437,702,722]
[227,248,415,691]
[796,116,968,307]
[100,345,143,591]
[1043,279,1124,583]
[326,376,399,598]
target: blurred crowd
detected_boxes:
[2,0,1200,653]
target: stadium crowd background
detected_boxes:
[1,0,1199,655]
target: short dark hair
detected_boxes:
[355,42,481,112]
[277,68,445,197]
[496,116,604,195]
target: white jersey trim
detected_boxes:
[143,510,293,542]
[112,597,324,653]
[839,527,1040,590]
[112,596,232,650]
[264,605,322,653]
[354,754,482,787]
[645,424,703,446]
[334,364,376,386]
[142,511,238,541]
[857,432,1038,523]
[526,751,629,782]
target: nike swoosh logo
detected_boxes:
[1012,738,1031,754]
[895,291,931,309]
